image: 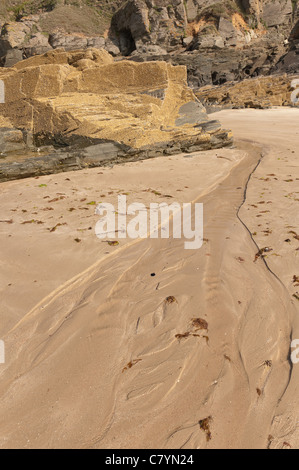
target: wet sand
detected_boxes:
[0,108,298,449]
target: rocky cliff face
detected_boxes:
[112,0,299,86]
[109,0,296,54]
[0,1,298,86]
[0,48,232,180]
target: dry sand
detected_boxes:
[0,108,298,449]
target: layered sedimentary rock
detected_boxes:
[196,74,299,111]
[0,48,232,181]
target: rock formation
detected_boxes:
[196,74,299,111]
[0,48,232,181]
[109,0,296,53]
[0,1,124,66]
[0,1,298,86]
[121,0,299,86]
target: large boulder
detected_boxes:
[0,21,31,51]
[242,0,293,27]
[0,21,52,67]
[48,32,107,51]
[262,0,293,28]
[0,48,232,177]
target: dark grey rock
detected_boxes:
[3,49,24,67]
[49,33,88,50]
[0,128,27,152]
[0,129,233,183]
[175,101,207,126]
[195,120,222,132]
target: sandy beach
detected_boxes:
[0,107,298,449]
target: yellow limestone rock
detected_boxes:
[0,48,232,152]
[196,74,299,110]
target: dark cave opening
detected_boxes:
[212,71,227,85]
[118,29,136,56]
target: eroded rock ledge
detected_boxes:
[196,74,299,111]
[0,48,232,182]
